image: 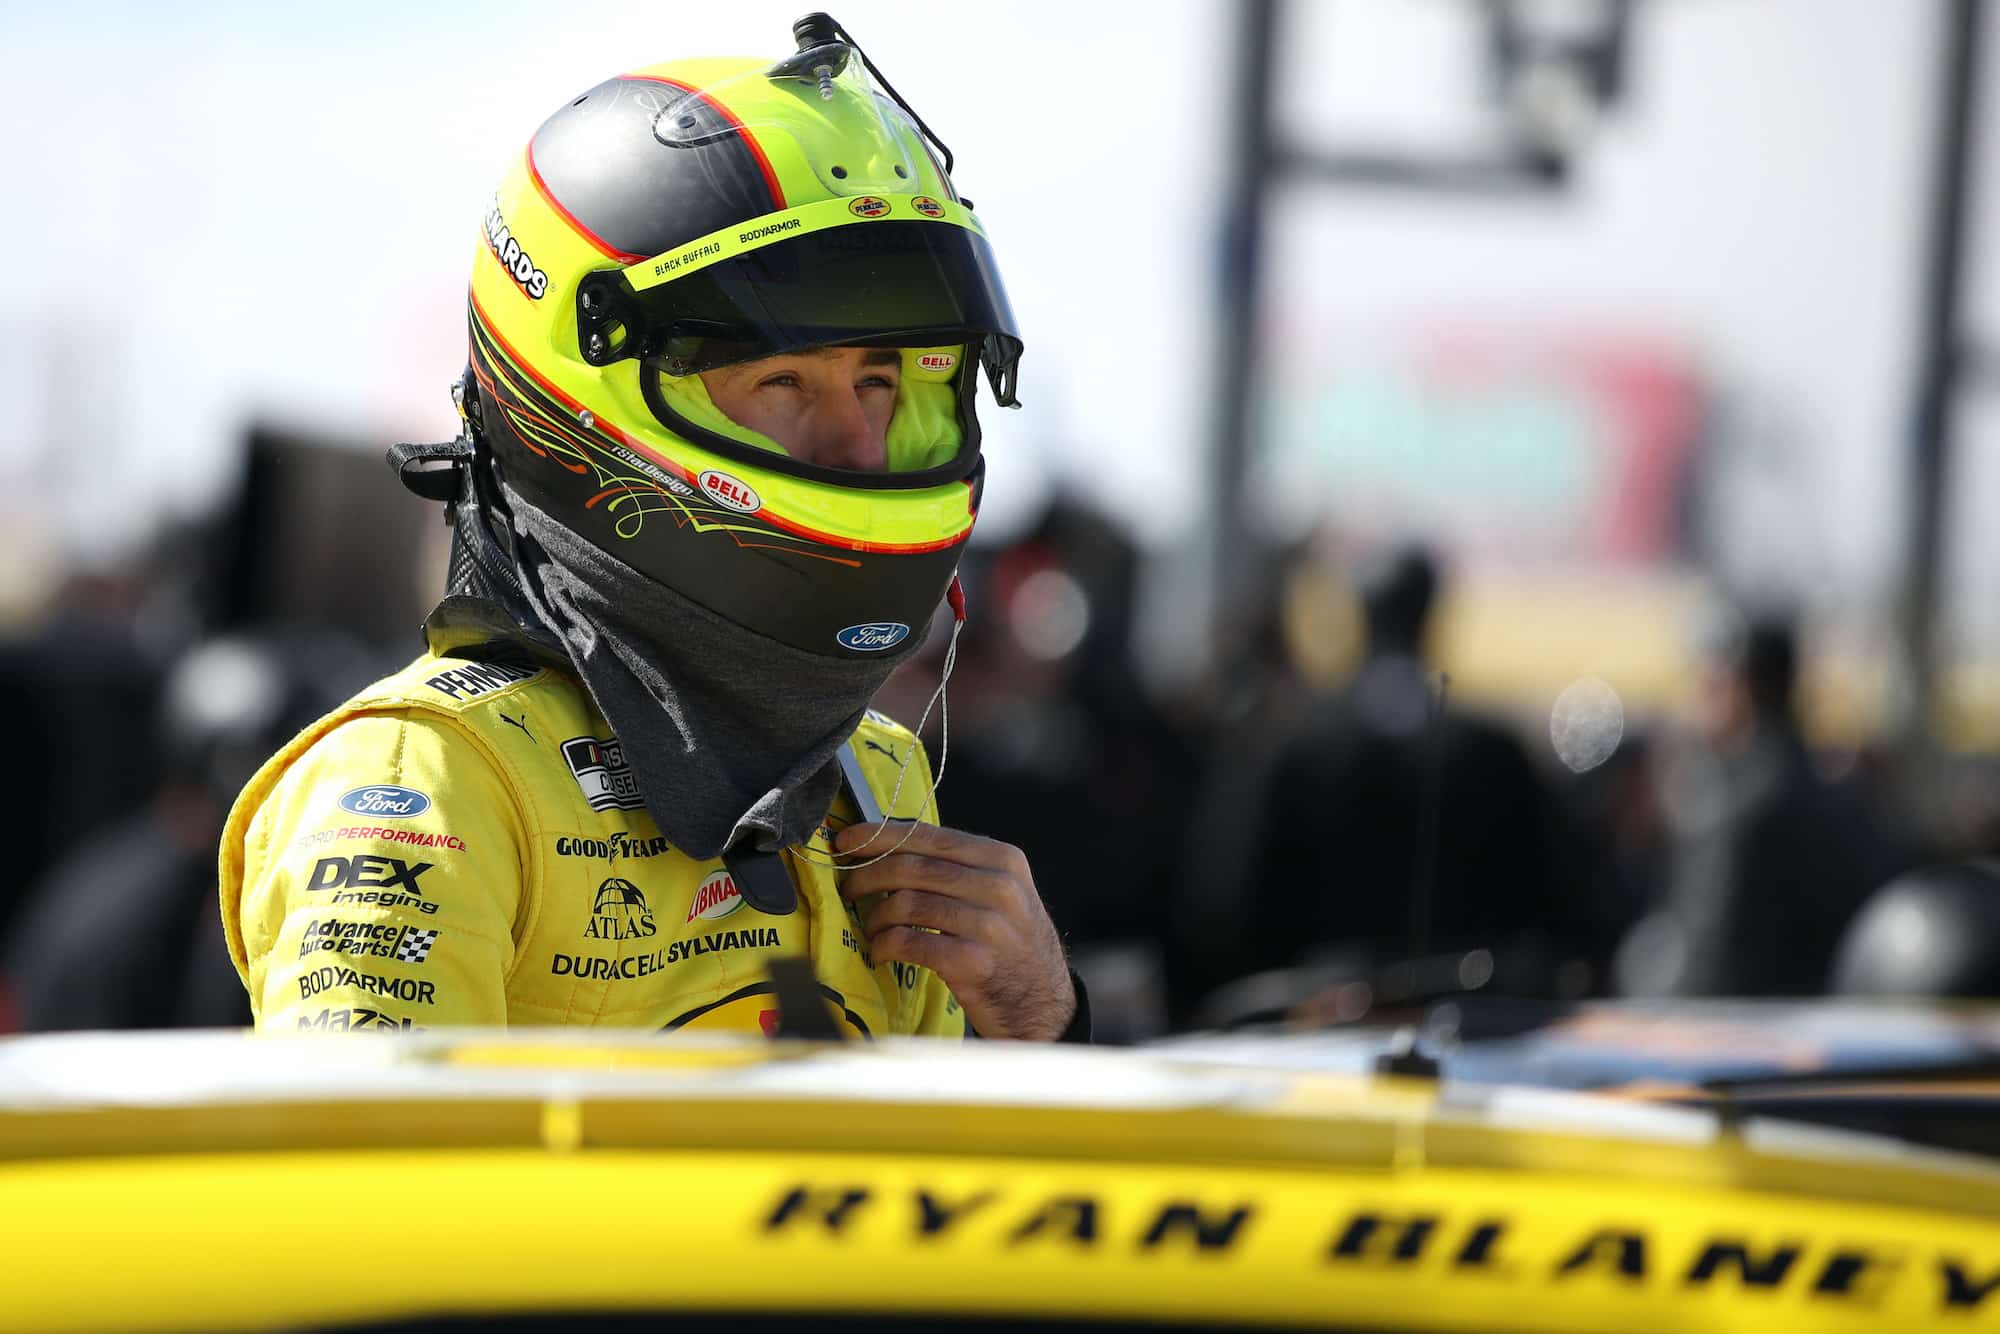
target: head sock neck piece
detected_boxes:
[443,476,928,861]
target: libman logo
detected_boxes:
[484,198,548,300]
[697,469,761,514]
[687,868,746,922]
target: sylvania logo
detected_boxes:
[485,198,549,300]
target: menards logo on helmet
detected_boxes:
[484,198,548,300]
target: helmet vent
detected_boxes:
[830,165,848,179]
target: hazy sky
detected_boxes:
[0,0,1221,564]
[6,1,1997,651]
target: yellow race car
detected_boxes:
[2,997,1997,1333]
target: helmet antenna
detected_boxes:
[790,12,958,178]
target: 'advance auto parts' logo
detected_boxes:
[687,868,745,923]
[697,470,760,514]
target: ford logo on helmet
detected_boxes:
[338,785,432,818]
[836,622,911,652]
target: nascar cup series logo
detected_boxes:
[687,869,745,922]
[836,622,911,653]
[697,469,761,514]
[337,786,431,819]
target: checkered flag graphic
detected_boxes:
[394,928,439,964]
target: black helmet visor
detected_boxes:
[577,211,1023,406]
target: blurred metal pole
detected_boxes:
[1898,0,1985,763]
[1204,0,1280,687]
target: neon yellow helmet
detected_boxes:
[461,14,1022,657]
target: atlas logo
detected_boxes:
[338,786,430,819]
[912,196,945,219]
[307,855,434,895]
[687,868,745,922]
[848,195,891,218]
[484,198,549,300]
[586,877,657,940]
[836,622,910,653]
[697,469,761,514]
[916,352,957,372]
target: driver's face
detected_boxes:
[699,346,900,472]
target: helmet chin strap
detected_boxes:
[805,574,967,871]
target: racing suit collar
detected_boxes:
[431,474,927,863]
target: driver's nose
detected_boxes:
[803,387,888,471]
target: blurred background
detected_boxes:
[7,0,2000,1037]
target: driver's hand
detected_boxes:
[835,821,1076,1040]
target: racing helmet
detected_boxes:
[459,14,1022,657]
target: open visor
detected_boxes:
[577,205,1023,407]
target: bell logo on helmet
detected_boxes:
[917,353,958,372]
[483,198,549,301]
[912,196,946,219]
[836,623,911,652]
[697,470,762,514]
[848,195,892,219]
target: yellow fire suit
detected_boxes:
[218,640,964,1038]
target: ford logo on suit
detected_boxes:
[338,786,433,818]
